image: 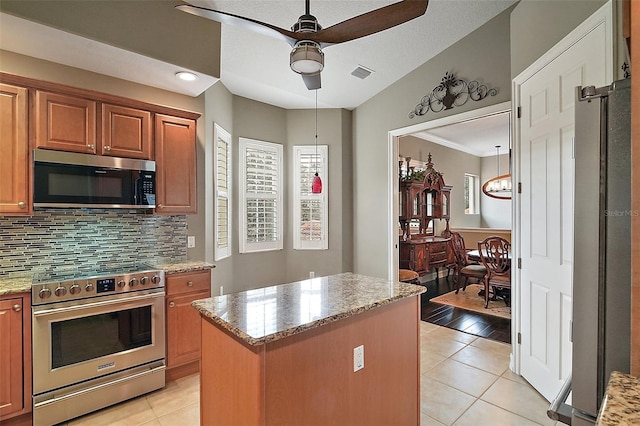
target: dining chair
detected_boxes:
[477,236,511,308]
[449,232,487,294]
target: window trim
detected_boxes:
[239,137,283,253]
[464,173,480,215]
[292,145,328,250]
[214,124,232,260]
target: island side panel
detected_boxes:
[200,317,265,425]
[264,296,420,425]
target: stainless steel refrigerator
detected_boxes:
[548,78,631,425]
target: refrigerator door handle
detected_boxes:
[548,375,573,425]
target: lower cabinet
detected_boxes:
[0,293,32,422]
[399,236,450,276]
[165,270,211,375]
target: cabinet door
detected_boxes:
[0,297,24,419]
[102,104,152,159]
[155,114,197,214]
[166,289,209,368]
[0,84,30,215]
[35,91,97,154]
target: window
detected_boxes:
[239,138,283,253]
[293,145,328,250]
[214,124,231,260]
[464,173,479,214]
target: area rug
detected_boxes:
[430,284,511,319]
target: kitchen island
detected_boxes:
[192,272,425,425]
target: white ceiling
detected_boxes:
[0,0,515,155]
[412,111,511,157]
[191,0,517,110]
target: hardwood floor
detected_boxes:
[420,277,511,344]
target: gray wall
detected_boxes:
[510,0,607,78]
[352,7,513,279]
[0,0,221,77]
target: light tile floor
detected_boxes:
[61,322,557,426]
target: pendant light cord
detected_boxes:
[315,89,318,175]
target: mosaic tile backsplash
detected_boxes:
[0,209,187,276]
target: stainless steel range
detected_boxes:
[31,264,166,426]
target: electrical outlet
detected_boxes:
[309,271,315,278]
[187,236,195,248]
[354,345,364,372]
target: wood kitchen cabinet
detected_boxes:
[34,90,98,154]
[166,269,211,376]
[155,114,197,214]
[0,293,32,422]
[0,83,30,216]
[101,103,152,159]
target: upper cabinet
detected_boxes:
[0,83,30,215]
[155,114,197,214]
[35,90,98,154]
[0,73,201,216]
[35,91,153,159]
[101,104,152,159]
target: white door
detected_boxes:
[516,9,611,401]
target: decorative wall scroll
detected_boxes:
[409,71,498,119]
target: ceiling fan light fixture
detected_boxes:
[290,41,324,74]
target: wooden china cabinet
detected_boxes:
[399,154,452,277]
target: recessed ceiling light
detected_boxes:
[175,71,198,81]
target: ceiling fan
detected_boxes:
[176,0,429,90]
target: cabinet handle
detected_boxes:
[187,281,193,287]
[87,144,95,150]
[104,146,111,151]
[169,302,175,308]
[17,201,26,209]
[12,304,21,312]
[157,204,163,209]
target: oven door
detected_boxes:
[32,289,165,395]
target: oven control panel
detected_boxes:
[32,269,165,305]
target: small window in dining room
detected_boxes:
[464,173,479,215]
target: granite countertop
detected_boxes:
[0,260,214,296]
[0,274,33,296]
[596,371,640,425]
[192,272,426,346]
[153,261,215,274]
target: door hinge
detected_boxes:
[517,258,522,269]
[518,182,522,193]
[517,332,522,344]
[517,106,522,118]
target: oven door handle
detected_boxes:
[33,291,165,316]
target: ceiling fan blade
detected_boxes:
[176,4,298,46]
[302,73,321,90]
[308,0,429,46]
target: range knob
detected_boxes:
[69,284,81,295]
[39,288,52,299]
[117,280,126,288]
[54,286,67,297]
[151,275,161,284]
[85,282,94,292]
[140,276,149,286]
[129,277,138,287]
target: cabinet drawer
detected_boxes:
[430,252,448,263]
[430,242,447,253]
[166,270,211,296]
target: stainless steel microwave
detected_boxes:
[33,150,156,209]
